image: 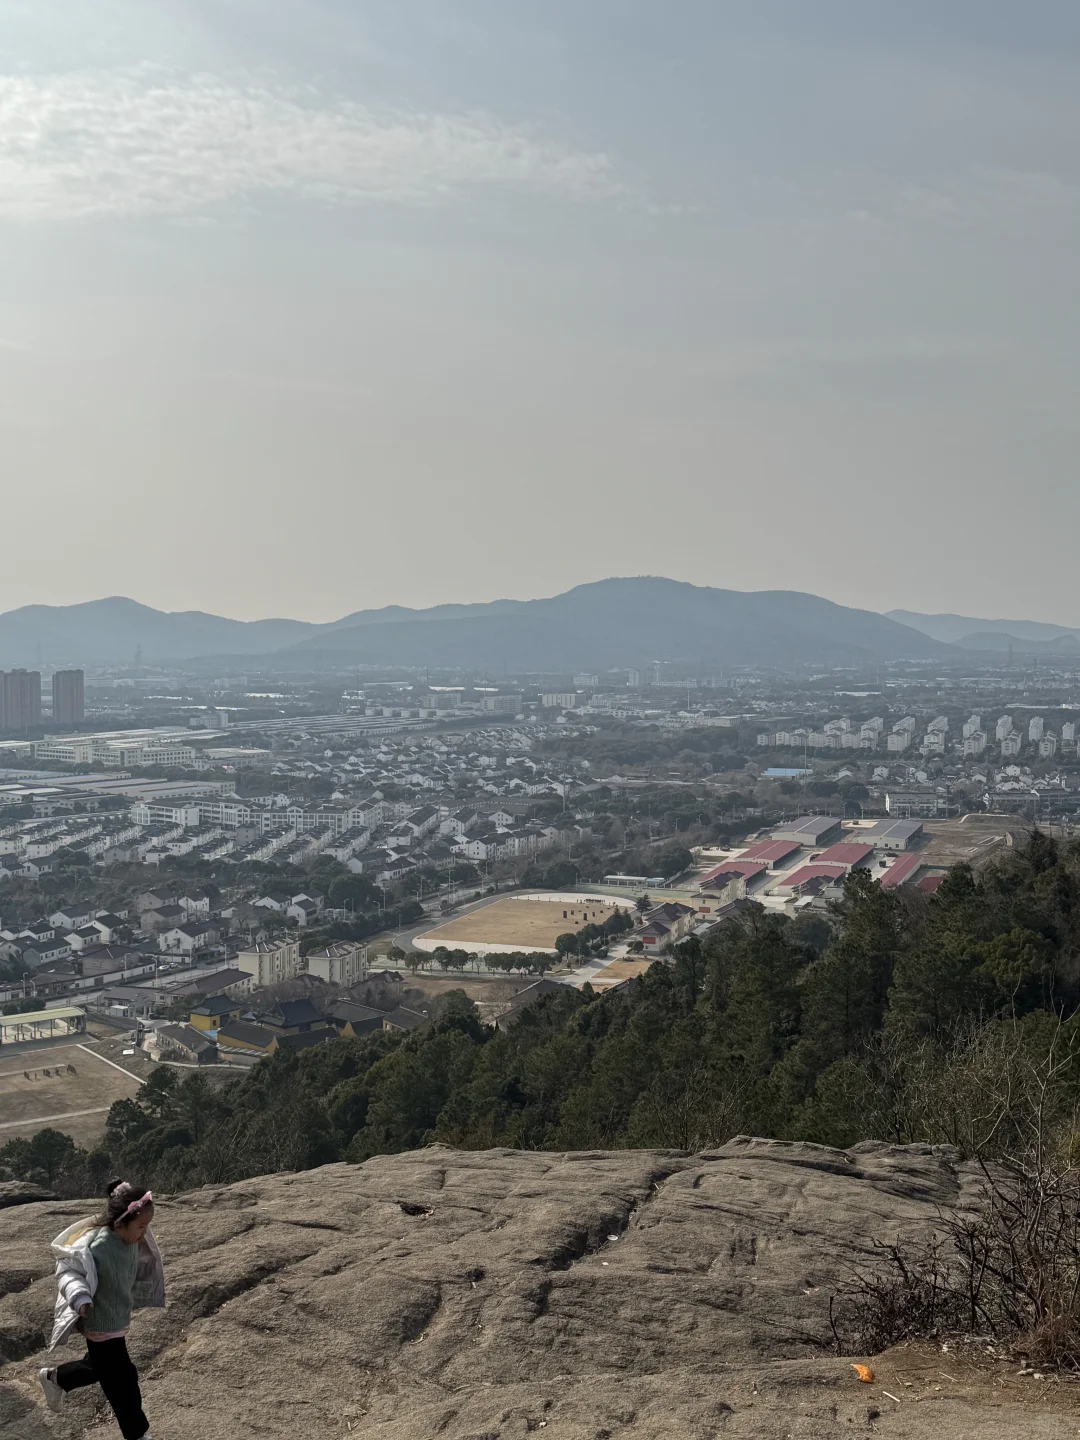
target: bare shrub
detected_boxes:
[832,1022,1080,1368]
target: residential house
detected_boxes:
[382,1005,428,1033]
[440,808,479,838]
[49,903,95,931]
[18,921,58,943]
[305,942,367,986]
[638,901,697,950]
[403,805,439,840]
[258,997,324,1035]
[66,925,109,952]
[216,1021,278,1056]
[286,896,319,927]
[18,858,54,878]
[189,995,247,1032]
[21,937,72,969]
[158,921,222,956]
[253,891,291,913]
[170,966,253,999]
[495,978,566,1032]
[141,903,187,934]
[177,892,215,917]
[330,1000,387,1038]
[237,939,303,988]
[150,1024,218,1065]
[135,890,171,914]
[90,913,125,943]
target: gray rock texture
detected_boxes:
[0,1139,1075,1439]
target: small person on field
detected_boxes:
[39,1179,165,1440]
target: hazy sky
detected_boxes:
[3,2,1080,623]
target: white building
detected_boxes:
[927,716,949,735]
[131,801,202,828]
[305,942,368,986]
[995,715,1014,741]
[237,939,302,987]
[1063,721,1076,745]
[1001,733,1022,757]
[886,731,911,752]
[962,715,982,739]
[1029,716,1045,743]
[962,731,987,757]
[541,693,578,709]
[1039,733,1058,759]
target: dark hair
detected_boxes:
[93,1178,153,1230]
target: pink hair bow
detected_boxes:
[120,1189,153,1220]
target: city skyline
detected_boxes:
[4,3,1080,622]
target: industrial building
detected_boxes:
[812,841,874,871]
[769,816,843,846]
[857,819,924,850]
[736,838,804,869]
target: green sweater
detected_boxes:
[84,1227,139,1336]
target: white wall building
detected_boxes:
[305,942,368,986]
[237,939,302,987]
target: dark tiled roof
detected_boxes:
[217,1021,276,1050]
[382,1006,427,1031]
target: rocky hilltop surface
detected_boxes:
[0,1140,1074,1439]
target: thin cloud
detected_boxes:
[0,68,625,221]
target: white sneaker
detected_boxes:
[39,1367,65,1412]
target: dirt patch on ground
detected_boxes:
[402,972,539,1004]
[918,814,1029,870]
[864,1338,1080,1423]
[0,1042,143,1146]
[588,957,657,986]
[419,896,620,951]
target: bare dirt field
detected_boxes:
[405,972,542,1003]
[919,815,1029,869]
[588,957,657,987]
[0,1042,143,1147]
[418,897,620,952]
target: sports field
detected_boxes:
[0,1043,143,1147]
[418,896,620,953]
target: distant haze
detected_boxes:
[3,4,1080,624]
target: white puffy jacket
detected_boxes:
[49,1218,166,1351]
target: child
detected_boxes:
[38,1179,166,1440]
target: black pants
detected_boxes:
[57,1338,149,1440]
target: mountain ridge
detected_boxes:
[0,578,949,668]
[888,608,1080,646]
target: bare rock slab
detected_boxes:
[0,1139,1075,1438]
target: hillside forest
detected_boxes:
[5,832,1080,1195]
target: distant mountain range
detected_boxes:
[0,579,950,671]
[888,610,1080,654]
